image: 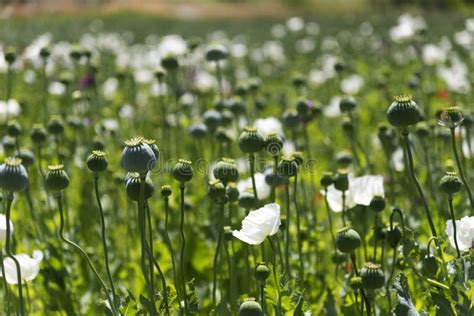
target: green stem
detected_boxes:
[271,156,279,203]
[179,183,190,315]
[323,188,336,250]
[293,174,304,283]
[284,181,291,277]
[447,196,461,258]
[212,196,225,308]
[260,283,266,315]
[249,154,259,202]
[163,196,179,306]
[342,190,347,226]
[268,238,282,315]
[450,128,474,209]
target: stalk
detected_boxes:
[450,128,474,209]
[212,195,225,308]
[163,195,179,304]
[179,183,189,314]
[447,196,461,258]
[293,174,304,283]
[249,154,259,202]
[283,180,291,277]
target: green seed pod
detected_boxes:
[189,123,208,139]
[208,179,226,201]
[17,150,35,168]
[30,124,48,146]
[438,107,464,129]
[350,276,363,290]
[238,188,257,209]
[239,298,263,316]
[336,151,353,168]
[291,151,304,166]
[422,254,438,277]
[277,156,298,178]
[203,110,222,131]
[142,139,160,162]
[226,182,239,202]
[125,173,155,201]
[215,127,233,143]
[160,185,172,197]
[296,98,309,116]
[361,262,385,290]
[213,158,239,184]
[47,116,65,135]
[331,251,347,264]
[69,46,82,60]
[154,66,167,81]
[120,137,157,175]
[4,47,17,64]
[387,95,420,127]
[45,165,70,192]
[39,47,50,59]
[439,171,462,195]
[161,54,179,71]
[59,71,73,86]
[173,159,193,183]
[254,262,270,284]
[339,96,358,113]
[0,157,29,192]
[334,170,349,192]
[205,44,228,62]
[341,116,354,133]
[415,121,430,139]
[87,150,108,173]
[6,120,22,138]
[265,133,283,157]
[320,171,334,188]
[336,226,361,253]
[292,74,306,87]
[239,127,264,153]
[369,195,386,213]
[2,138,15,154]
[386,226,402,248]
[282,110,300,129]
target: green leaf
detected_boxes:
[392,273,419,316]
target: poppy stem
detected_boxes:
[447,196,461,258]
[450,128,474,209]
[249,154,259,202]
[179,182,190,315]
[212,195,225,308]
[283,181,291,278]
[293,173,304,283]
[163,195,179,307]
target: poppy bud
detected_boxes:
[47,116,65,135]
[125,173,154,201]
[208,179,226,201]
[277,157,298,178]
[254,262,270,284]
[439,171,462,195]
[142,139,160,161]
[336,226,361,253]
[120,137,156,175]
[350,276,363,290]
[386,226,402,248]
[173,159,193,183]
[6,120,22,138]
[422,254,438,277]
[205,44,228,62]
[226,183,239,202]
[189,123,208,139]
[238,188,257,209]
[87,150,108,173]
[438,107,464,129]
[160,185,172,197]
[387,95,420,127]
[239,298,263,316]
[265,133,283,157]
[4,47,16,64]
[213,158,239,184]
[331,251,347,264]
[0,157,28,192]
[45,165,69,192]
[239,127,264,153]
[17,150,35,168]
[282,110,299,129]
[30,124,48,146]
[361,262,385,290]
[334,170,349,192]
[320,171,334,188]
[369,195,386,213]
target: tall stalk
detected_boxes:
[163,193,179,304]
[212,195,225,308]
[447,196,461,258]
[179,183,190,315]
[450,128,474,209]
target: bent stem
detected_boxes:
[55,193,117,316]
[93,176,117,305]
[4,194,25,316]
[179,182,190,315]
[450,128,474,209]
[447,196,461,258]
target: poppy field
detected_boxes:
[0,11,473,315]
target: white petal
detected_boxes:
[351,175,384,206]
[233,203,281,244]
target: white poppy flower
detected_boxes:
[0,99,21,122]
[0,214,13,243]
[1,250,43,284]
[253,117,283,138]
[233,203,281,245]
[286,17,305,32]
[422,44,446,66]
[237,173,271,200]
[322,174,384,213]
[445,216,474,252]
[48,82,66,96]
[340,74,364,95]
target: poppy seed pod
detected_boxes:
[292,74,306,87]
[265,133,283,157]
[339,96,358,113]
[387,95,420,127]
[160,185,172,197]
[17,150,35,168]
[45,165,70,192]
[350,276,363,290]
[69,46,82,60]
[320,171,334,188]
[341,116,354,133]
[296,98,310,116]
[439,171,462,195]
[226,183,239,202]
[239,127,264,153]
[173,159,193,183]
[438,107,464,129]
[2,138,15,153]
[4,47,16,64]
[334,170,349,192]
[336,151,353,167]
[331,251,347,264]
[125,173,155,201]
[361,262,385,290]
[154,67,167,81]
[142,139,160,161]
[208,180,226,201]
[47,116,65,135]
[277,156,298,178]
[282,110,300,129]
[415,122,430,139]
[39,47,50,59]
[30,124,48,146]
[6,120,22,138]
[120,137,156,175]
[87,151,108,173]
[291,151,304,166]
[160,54,179,71]
[203,110,222,131]
[205,44,228,62]
[0,157,28,192]
[386,226,402,248]
[215,127,233,143]
[254,262,270,284]
[188,123,208,139]
[213,158,239,184]
[369,195,386,213]
[336,226,361,253]
[422,254,438,277]
[239,298,263,316]
[238,188,257,209]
